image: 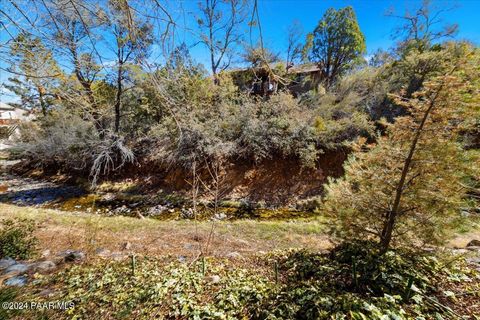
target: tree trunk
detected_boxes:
[37,85,47,116]
[115,62,123,133]
[379,85,443,254]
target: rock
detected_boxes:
[147,205,168,216]
[212,213,227,220]
[181,208,194,219]
[466,257,480,265]
[62,251,86,263]
[4,275,28,287]
[101,193,116,201]
[205,275,220,284]
[57,249,86,262]
[32,261,56,273]
[4,263,30,274]
[225,251,243,259]
[178,255,187,263]
[122,242,132,251]
[452,248,469,254]
[0,271,21,284]
[113,205,131,215]
[57,249,74,257]
[41,249,51,258]
[467,239,480,247]
[466,246,480,251]
[0,258,16,271]
[95,248,111,257]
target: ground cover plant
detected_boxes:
[2,242,479,319]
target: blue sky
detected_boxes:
[257,0,479,51]
[1,0,479,103]
[186,0,480,66]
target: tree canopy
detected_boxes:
[304,6,366,88]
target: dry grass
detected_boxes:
[1,202,478,264]
[0,203,332,261]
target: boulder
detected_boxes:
[466,239,480,247]
[147,205,169,216]
[32,261,56,273]
[41,249,51,258]
[466,257,480,265]
[181,208,194,219]
[212,213,227,221]
[58,250,86,263]
[57,249,74,257]
[452,248,469,255]
[4,263,30,274]
[0,271,21,284]
[101,193,116,201]
[0,258,16,271]
[4,275,28,287]
[113,205,131,214]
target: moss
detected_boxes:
[45,186,318,221]
[219,200,242,208]
[96,181,139,193]
[57,194,102,212]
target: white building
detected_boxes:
[0,102,34,124]
[0,102,35,141]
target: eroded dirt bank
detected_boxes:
[1,150,348,219]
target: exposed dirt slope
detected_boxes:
[130,150,348,205]
[9,149,348,206]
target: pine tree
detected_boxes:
[3,33,61,115]
[323,44,479,251]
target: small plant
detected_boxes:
[0,218,38,260]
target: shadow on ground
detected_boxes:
[0,186,85,206]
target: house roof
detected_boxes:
[287,63,321,74]
[0,102,32,113]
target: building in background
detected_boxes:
[0,101,35,140]
[228,63,323,97]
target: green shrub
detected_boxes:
[149,89,374,169]
[255,242,476,319]
[0,218,38,260]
